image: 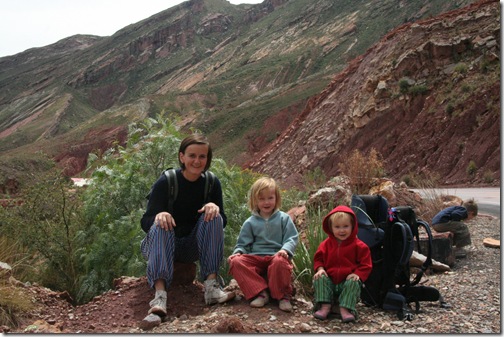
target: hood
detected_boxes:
[322,205,358,241]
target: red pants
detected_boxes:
[228,254,293,300]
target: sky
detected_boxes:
[0,0,263,58]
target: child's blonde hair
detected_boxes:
[248,177,282,212]
[328,212,355,228]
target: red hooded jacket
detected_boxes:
[313,205,372,284]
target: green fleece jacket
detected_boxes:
[232,209,299,257]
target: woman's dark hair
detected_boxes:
[178,134,212,171]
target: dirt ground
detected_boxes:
[3,213,500,334]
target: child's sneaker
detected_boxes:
[250,291,269,308]
[313,303,331,320]
[340,306,355,323]
[279,297,293,312]
[148,290,167,317]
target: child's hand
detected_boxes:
[227,253,241,263]
[346,273,359,281]
[276,249,289,259]
[313,268,327,280]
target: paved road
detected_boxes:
[411,187,500,218]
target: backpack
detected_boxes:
[351,194,444,320]
[147,168,216,214]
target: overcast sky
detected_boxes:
[0,0,263,58]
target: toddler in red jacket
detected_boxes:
[312,205,372,322]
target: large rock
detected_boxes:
[416,231,455,267]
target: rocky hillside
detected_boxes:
[247,0,500,188]
[0,0,496,193]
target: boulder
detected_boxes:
[416,230,455,267]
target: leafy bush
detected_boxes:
[79,114,261,300]
[0,170,88,303]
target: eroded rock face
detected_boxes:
[246,0,500,188]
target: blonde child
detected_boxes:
[313,205,372,322]
[228,177,299,312]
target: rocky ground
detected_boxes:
[3,213,500,334]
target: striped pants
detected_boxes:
[228,254,293,300]
[141,214,224,289]
[313,275,361,314]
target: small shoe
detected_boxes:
[250,291,269,308]
[454,247,467,259]
[148,290,167,317]
[340,307,355,323]
[313,303,331,320]
[204,279,235,305]
[279,298,293,312]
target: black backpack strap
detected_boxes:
[203,170,215,204]
[411,219,434,286]
[163,168,178,214]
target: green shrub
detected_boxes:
[454,62,468,74]
[408,84,428,96]
[303,166,327,192]
[466,160,477,176]
[483,170,494,184]
[399,78,410,94]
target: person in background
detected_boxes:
[431,199,478,258]
[312,205,372,323]
[140,134,235,318]
[228,177,299,312]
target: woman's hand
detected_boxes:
[313,268,328,280]
[198,202,220,222]
[154,212,176,231]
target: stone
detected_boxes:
[138,313,161,331]
[415,230,455,267]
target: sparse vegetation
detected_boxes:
[466,160,477,177]
[338,148,385,194]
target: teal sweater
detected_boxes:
[232,210,299,257]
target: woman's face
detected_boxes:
[179,144,209,181]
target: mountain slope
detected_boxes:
[0,0,487,190]
[246,0,500,187]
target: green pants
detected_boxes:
[432,221,471,247]
[313,275,361,314]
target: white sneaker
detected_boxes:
[148,290,167,317]
[204,279,235,305]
